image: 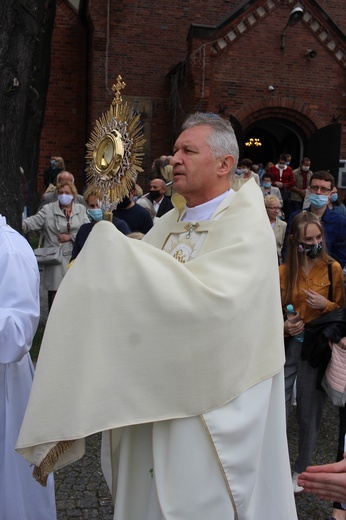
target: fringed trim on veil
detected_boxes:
[32,440,75,486]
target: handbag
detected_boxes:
[34,245,63,266]
[321,342,346,407]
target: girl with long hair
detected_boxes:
[280,211,345,496]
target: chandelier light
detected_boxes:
[245,138,262,147]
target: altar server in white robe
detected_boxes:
[0,214,56,520]
[17,113,297,519]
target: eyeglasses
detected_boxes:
[309,185,331,194]
[266,206,280,211]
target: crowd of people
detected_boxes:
[1,113,346,520]
[232,153,346,520]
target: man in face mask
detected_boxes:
[148,178,173,218]
[270,154,295,220]
[290,158,313,213]
[112,184,154,234]
[282,171,346,267]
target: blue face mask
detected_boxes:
[263,182,271,188]
[51,160,56,167]
[235,168,243,175]
[330,193,338,203]
[309,193,328,209]
[87,208,103,222]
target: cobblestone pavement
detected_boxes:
[40,281,343,519]
[52,402,342,519]
[289,401,341,519]
[55,435,113,519]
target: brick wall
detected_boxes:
[39,0,346,194]
[38,0,87,193]
[318,0,346,34]
[188,2,345,127]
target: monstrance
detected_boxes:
[85,76,145,219]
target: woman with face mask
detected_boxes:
[261,172,284,208]
[328,187,346,218]
[43,156,66,192]
[23,181,89,310]
[279,211,345,498]
[70,191,131,262]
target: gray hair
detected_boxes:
[182,112,239,177]
[57,170,75,184]
[264,194,281,207]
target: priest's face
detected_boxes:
[171,125,232,207]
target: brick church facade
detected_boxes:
[38,0,346,194]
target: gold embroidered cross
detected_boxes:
[184,222,199,239]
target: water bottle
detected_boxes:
[286,304,304,342]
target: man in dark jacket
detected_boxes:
[112,184,153,234]
[148,178,173,218]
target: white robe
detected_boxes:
[102,371,295,520]
[17,181,297,519]
[0,216,56,520]
[101,187,297,520]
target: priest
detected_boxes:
[17,112,297,519]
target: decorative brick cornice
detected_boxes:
[235,97,326,134]
[207,0,345,68]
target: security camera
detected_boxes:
[305,49,317,59]
[268,85,275,92]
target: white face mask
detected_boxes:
[58,194,74,206]
[277,163,286,169]
[301,165,310,172]
[242,168,249,174]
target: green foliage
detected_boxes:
[30,322,45,362]
[26,231,40,249]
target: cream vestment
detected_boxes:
[17,180,297,519]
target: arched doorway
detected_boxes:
[232,101,341,178]
[243,117,306,170]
